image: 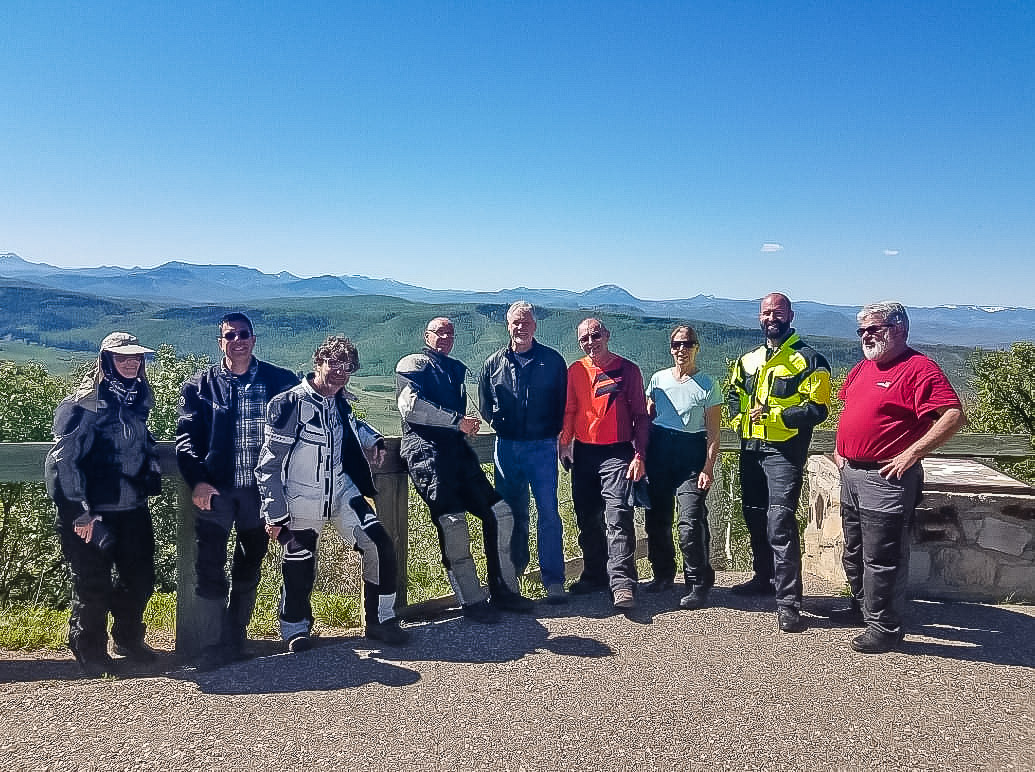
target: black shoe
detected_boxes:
[222,629,254,662]
[490,589,535,613]
[112,639,159,663]
[642,576,675,593]
[679,586,709,610]
[829,598,865,627]
[777,606,806,633]
[568,578,608,595]
[77,651,118,678]
[545,584,569,605]
[287,633,312,653]
[366,619,411,646]
[462,600,501,624]
[730,576,775,596]
[850,628,902,654]
[612,587,636,609]
[224,641,255,663]
[195,645,229,672]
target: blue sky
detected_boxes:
[2,1,1033,308]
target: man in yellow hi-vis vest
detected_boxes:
[727,292,831,633]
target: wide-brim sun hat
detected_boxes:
[100,331,155,355]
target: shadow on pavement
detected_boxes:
[0,655,88,684]
[901,599,1035,667]
[808,594,1035,667]
[177,639,421,695]
[377,607,615,667]
[5,590,1030,687]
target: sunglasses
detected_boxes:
[325,359,358,374]
[221,330,252,342]
[578,331,603,344]
[671,340,698,349]
[856,324,893,338]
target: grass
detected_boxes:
[0,604,70,650]
[1,463,756,651]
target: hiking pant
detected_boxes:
[194,486,269,648]
[571,440,637,594]
[645,426,714,588]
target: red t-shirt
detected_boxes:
[561,355,649,453]
[836,348,962,462]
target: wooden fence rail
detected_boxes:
[1,430,1031,655]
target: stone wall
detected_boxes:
[804,455,1035,603]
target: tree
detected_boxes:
[0,347,211,606]
[0,361,70,605]
[147,344,210,440]
[966,342,1035,483]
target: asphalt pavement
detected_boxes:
[2,572,1033,771]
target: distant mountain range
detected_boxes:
[1,252,1030,347]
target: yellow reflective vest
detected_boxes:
[728,332,831,451]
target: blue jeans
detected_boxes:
[494,437,565,588]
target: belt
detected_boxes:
[845,459,885,470]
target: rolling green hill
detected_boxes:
[2,284,975,433]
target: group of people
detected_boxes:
[44,293,964,676]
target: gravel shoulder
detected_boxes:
[3,572,1033,771]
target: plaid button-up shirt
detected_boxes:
[221,358,268,489]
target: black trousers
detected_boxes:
[194,486,269,637]
[571,440,637,592]
[739,449,804,608]
[645,426,714,587]
[56,506,155,659]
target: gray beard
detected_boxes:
[862,339,888,361]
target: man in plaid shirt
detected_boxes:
[176,312,298,670]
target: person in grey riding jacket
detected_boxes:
[256,335,409,651]
[45,332,162,676]
[396,316,533,623]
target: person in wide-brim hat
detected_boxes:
[44,331,162,676]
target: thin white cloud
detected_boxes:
[760,242,784,253]
[883,248,900,256]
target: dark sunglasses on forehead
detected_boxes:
[578,331,603,344]
[671,340,698,349]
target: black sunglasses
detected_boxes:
[856,324,892,338]
[671,340,698,349]
[221,330,253,342]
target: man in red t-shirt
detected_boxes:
[560,318,649,610]
[834,301,965,654]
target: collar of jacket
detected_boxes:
[505,339,539,361]
[300,374,353,415]
[763,330,801,359]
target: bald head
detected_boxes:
[424,317,455,355]
[576,317,612,363]
[759,293,794,345]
